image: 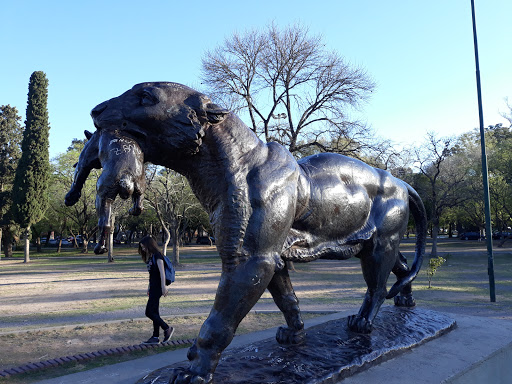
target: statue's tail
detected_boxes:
[386,184,427,299]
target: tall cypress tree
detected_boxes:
[11,71,51,263]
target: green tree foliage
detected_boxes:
[426,256,446,289]
[10,71,51,262]
[0,105,23,258]
[453,123,512,240]
[52,139,99,253]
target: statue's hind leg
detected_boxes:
[392,252,416,307]
[348,240,397,333]
[267,265,305,345]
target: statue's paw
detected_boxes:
[276,326,305,345]
[394,294,416,307]
[347,315,373,334]
[168,367,213,384]
[64,190,81,206]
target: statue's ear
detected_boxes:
[84,130,93,140]
[204,103,229,125]
[185,93,229,125]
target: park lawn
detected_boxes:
[1,240,512,382]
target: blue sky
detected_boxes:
[1,0,510,159]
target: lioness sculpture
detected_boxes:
[66,82,427,384]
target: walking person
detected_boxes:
[139,235,174,344]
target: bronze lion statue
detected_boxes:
[66,82,427,384]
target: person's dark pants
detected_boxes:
[145,294,169,337]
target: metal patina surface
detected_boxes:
[137,307,456,384]
[66,82,429,383]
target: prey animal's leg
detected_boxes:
[129,192,144,216]
[392,252,416,307]
[267,266,305,345]
[94,195,112,255]
[348,239,397,333]
[169,255,277,384]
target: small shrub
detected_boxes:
[427,256,446,289]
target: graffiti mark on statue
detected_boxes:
[109,143,142,156]
[65,82,427,384]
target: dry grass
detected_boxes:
[1,240,512,382]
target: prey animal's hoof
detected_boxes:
[64,190,81,206]
[347,315,373,334]
[276,326,305,345]
[168,367,213,384]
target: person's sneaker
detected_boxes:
[162,327,174,343]
[141,336,160,345]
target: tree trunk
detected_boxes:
[2,231,14,258]
[81,233,88,253]
[108,215,115,262]
[431,219,439,257]
[172,227,180,265]
[36,236,42,253]
[24,226,30,263]
[108,232,114,262]
[162,226,170,256]
[0,228,2,260]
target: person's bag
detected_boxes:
[163,255,175,285]
[153,254,176,285]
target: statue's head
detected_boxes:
[90,82,229,165]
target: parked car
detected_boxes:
[459,232,481,240]
[196,236,215,245]
[492,231,512,240]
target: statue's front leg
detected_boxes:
[169,255,277,384]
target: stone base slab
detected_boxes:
[138,306,456,383]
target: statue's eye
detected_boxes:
[141,90,157,106]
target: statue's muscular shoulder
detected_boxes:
[246,142,300,206]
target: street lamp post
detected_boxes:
[470,0,496,302]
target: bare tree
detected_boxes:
[145,166,202,265]
[414,133,473,256]
[201,23,376,157]
[500,97,512,127]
